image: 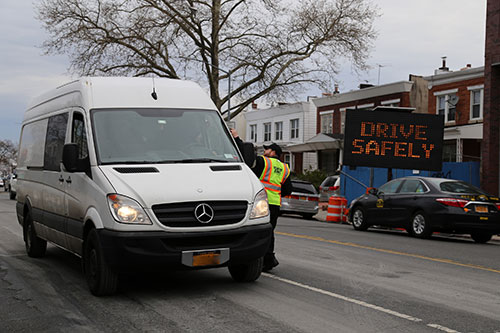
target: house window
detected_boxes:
[275,121,283,141]
[340,110,346,134]
[263,122,271,142]
[436,92,457,123]
[290,118,299,139]
[249,124,257,142]
[320,113,333,134]
[470,89,483,120]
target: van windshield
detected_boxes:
[91,108,241,164]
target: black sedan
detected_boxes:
[348,176,500,243]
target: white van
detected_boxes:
[16,77,271,295]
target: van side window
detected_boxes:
[44,113,68,171]
[18,119,48,168]
[72,112,89,159]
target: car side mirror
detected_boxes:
[62,143,90,174]
[62,143,79,172]
[367,187,379,196]
[240,142,256,167]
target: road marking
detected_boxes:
[263,272,422,322]
[427,324,460,332]
[276,231,500,275]
[263,273,461,333]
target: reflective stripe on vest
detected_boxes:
[259,156,290,206]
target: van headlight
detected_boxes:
[250,189,269,219]
[107,194,152,224]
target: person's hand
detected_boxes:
[230,128,239,138]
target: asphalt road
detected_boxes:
[1,191,500,332]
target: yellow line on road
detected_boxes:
[276,231,500,275]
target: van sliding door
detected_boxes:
[41,112,69,247]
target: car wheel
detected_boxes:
[84,229,118,296]
[228,256,264,282]
[470,232,492,243]
[302,213,315,220]
[410,211,432,238]
[352,206,369,231]
[23,212,47,258]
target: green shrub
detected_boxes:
[292,168,329,190]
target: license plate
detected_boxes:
[475,205,488,213]
[300,196,307,200]
[181,248,230,267]
[193,251,220,266]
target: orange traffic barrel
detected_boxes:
[326,196,348,223]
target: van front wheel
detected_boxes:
[84,229,118,296]
[228,257,264,282]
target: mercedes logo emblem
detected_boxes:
[194,203,215,224]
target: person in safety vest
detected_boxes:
[230,129,291,271]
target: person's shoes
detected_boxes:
[263,255,279,272]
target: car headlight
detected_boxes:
[250,189,269,219]
[107,194,152,224]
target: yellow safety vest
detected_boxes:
[259,156,290,206]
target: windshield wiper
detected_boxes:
[173,158,230,163]
[103,161,158,165]
[103,158,232,165]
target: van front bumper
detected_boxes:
[97,223,272,272]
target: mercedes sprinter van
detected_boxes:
[16,77,271,295]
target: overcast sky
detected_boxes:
[0,0,487,142]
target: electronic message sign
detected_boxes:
[343,110,444,171]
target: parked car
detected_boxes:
[0,178,4,189]
[348,176,500,243]
[281,180,319,219]
[319,175,340,202]
[8,174,17,200]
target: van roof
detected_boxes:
[24,77,217,122]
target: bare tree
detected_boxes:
[37,0,378,118]
[0,140,17,166]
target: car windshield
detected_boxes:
[92,108,241,164]
[320,176,338,187]
[439,181,486,195]
[292,182,317,194]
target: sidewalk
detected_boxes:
[313,202,500,242]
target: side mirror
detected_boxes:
[367,187,379,196]
[62,143,79,172]
[240,142,256,167]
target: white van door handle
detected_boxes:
[66,177,72,184]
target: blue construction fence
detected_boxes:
[339,161,480,205]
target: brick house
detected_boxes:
[482,0,500,195]
[424,65,484,163]
[310,77,428,174]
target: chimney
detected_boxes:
[251,102,258,109]
[334,83,340,94]
[435,56,450,74]
[460,64,473,71]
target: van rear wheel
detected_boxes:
[228,256,264,282]
[24,212,47,258]
[84,229,118,296]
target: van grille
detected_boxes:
[152,201,248,227]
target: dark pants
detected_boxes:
[266,205,281,259]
